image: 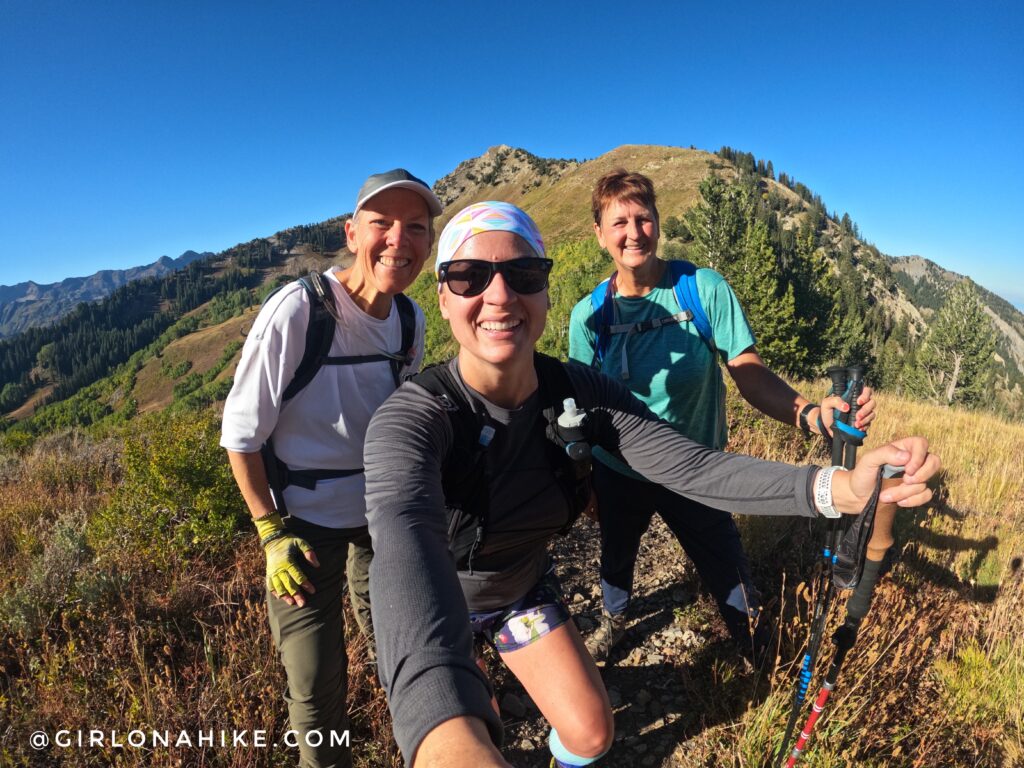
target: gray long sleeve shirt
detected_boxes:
[364,360,818,764]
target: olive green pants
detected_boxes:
[266,517,374,768]
[345,533,374,655]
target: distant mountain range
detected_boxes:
[0,250,212,338]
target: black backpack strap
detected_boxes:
[319,292,418,387]
[282,272,336,402]
[260,439,290,516]
[391,293,417,385]
[412,356,594,565]
[410,362,494,571]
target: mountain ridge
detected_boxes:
[3,143,1022,424]
[0,250,212,338]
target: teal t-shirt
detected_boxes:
[568,262,756,478]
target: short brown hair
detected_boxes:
[591,169,659,225]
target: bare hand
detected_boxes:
[819,385,876,435]
[832,436,941,513]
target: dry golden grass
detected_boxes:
[0,424,400,768]
[711,383,1024,767]
[1,387,1021,767]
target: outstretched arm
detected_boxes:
[567,363,935,519]
[363,384,503,765]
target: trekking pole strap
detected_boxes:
[832,419,866,442]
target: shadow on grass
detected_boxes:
[893,500,1002,603]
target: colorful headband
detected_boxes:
[435,201,546,276]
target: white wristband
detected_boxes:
[814,466,844,518]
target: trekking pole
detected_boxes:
[774,365,860,766]
[833,364,866,472]
[779,364,892,768]
[783,465,903,767]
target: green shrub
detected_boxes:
[935,637,1024,734]
[0,508,90,637]
[161,358,193,379]
[88,410,245,569]
[172,371,203,399]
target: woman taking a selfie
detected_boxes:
[362,201,939,768]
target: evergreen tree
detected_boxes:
[873,334,906,392]
[908,281,996,407]
[788,226,838,377]
[685,176,751,271]
[684,175,839,376]
[662,215,690,241]
[731,221,804,374]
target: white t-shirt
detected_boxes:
[220,269,426,528]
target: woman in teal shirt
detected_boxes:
[568,169,875,663]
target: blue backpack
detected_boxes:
[588,260,715,377]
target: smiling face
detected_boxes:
[344,187,433,298]
[439,230,548,379]
[594,197,660,273]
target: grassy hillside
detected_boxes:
[1,386,1019,766]
[432,144,731,251]
[131,308,256,414]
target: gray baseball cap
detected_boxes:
[354,168,443,217]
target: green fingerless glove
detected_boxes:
[253,511,314,597]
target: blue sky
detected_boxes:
[2,1,1022,309]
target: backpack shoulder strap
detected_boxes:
[588,274,617,365]
[410,362,467,421]
[409,363,490,481]
[534,352,576,414]
[668,260,715,350]
[394,293,416,354]
[391,293,417,384]
[410,362,494,570]
[282,272,337,402]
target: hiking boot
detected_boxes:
[727,610,771,669]
[585,610,626,666]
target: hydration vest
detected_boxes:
[412,353,594,572]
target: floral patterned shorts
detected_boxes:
[469,568,572,654]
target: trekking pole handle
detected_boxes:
[826,366,850,467]
[866,465,903,560]
[827,366,850,408]
[840,364,866,470]
[844,364,866,431]
[845,467,903,621]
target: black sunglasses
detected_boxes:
[438,258,553,297]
